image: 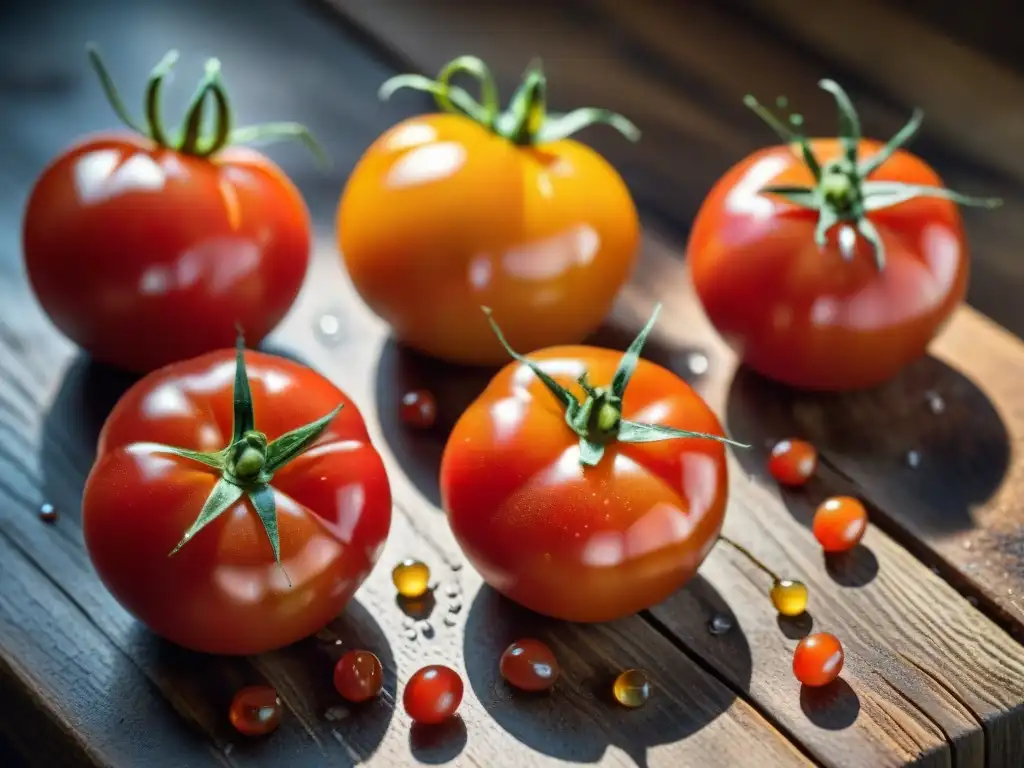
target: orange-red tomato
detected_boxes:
[688,83,998,391]
[813,496,868,553]
[440,340,729,622]
[229,686,282,736]
[338,57,640,365]
[82,347,391,655]
[500,639,559,692]
[793,632,845,687]
[23,48,315,373]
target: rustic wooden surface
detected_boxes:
[2,0,1024,767]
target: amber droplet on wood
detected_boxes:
[334,650,384,703]
[613,669,651,708]
[500,639,559,692]
[393,559,431,598]
[229,685,282,736]
[770,579,809,616]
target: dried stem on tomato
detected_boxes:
[483,304,747,466]
[745,79,1001,270]
[152,335,342,579]
[85,43,328,164]
[379,55,640,146]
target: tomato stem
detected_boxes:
[745,79,1002,271]
[84,43,328,163]
[151,333,343,577]
[380,55,640,146]
[482,305,748,467]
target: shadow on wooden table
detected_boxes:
[463,579,751,767]
[373,320,697,509]
[723,353,1010,537]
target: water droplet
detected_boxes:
[905,450,921,469]
[404,628,418,641]
[925,390,945,414]
[392,559,431,598]
[684,351,709,376]
[447,599,463,614]
[930,566,940,575]
[450,562,463,572]
[334,639,343,645]
[444,584,460,598]
[401,616,415,629]
[967,596,979,607]
[417,620,435,639]
[324,706,348,722]
[707,614,733,635]
[316,313,344,344]
[443,614,458,627]
[38,503,57,523]
[612,669,651,708]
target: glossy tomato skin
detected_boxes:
[440,347,728,622]
[338,114,639,365]
[82,349,391,655]
[23,133,311,373]
[688,139,967,390]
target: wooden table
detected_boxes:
[2,1,1024,766]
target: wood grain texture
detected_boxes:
[3,0,1024,766]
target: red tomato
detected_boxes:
[82,344,391,655]
[687,81,1000,390]
[403,665,464,724]
[338,55,640,365]
[23,47,316,373]
[440,307,734,622]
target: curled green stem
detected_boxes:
[380,54,640,146]
[85,42,328,164]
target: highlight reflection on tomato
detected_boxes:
[82,340,391,655]
[687,80,1001,390]
[23,46,322,373]
[441,306,744,622]
[338,55,640,365]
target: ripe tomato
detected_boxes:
[338,55,640,365]
[23,46,320,373]
[687,80,1000,390]
[440,306,741,622]
[82,340,391,655]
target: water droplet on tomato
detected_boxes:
[707,614,733,635]
[906,450,921,469]
[925,390,945,414]
[38,503,57,523]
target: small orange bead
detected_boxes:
[229,685,282,736]
[404,665,463,724]
[400,390,437,430]
[768,439,817,487]
[500,639,559,692]
[793,632,844,687]
[334,650,384,703]
[813,496,868,553]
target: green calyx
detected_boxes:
[86,43,328,164]
[483,305,747,467]
[379,55,640,146]
[745,79,1002,270]
[153,334,342,580]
